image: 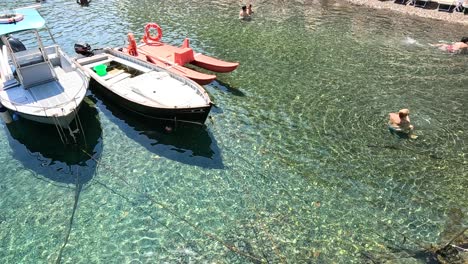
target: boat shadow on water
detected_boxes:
[211,79,246,97]
[3,95,104,264]
[4,97,103,186]
[88,81,224,169]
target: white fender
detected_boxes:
[2,45,12,81]
[0,51,6,83]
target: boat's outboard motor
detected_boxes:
[7,36,26,52]
[0,36,26,53]
[74,43,94,57]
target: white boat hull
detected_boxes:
[0,46,89,128]
[16,104,80,128]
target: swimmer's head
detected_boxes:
[461,37,468,43]
[398,109,409,117]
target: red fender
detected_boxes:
[127,33,138,56]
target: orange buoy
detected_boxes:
[143,23,163,44]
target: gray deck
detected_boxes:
[0,66,86,117]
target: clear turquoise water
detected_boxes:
[0,0,467,263]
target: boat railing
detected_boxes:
[67,68,89,102]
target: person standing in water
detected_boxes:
[239,5,250,20]
[247,4,254,16]
[388,108,417,139]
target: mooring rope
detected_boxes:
[55,165,81,264]
[52,115,67,145]
[73,108,87,147]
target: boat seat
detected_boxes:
[174,47,194,65]
[113,57,151,73]
[107,72,131,86]
[83,59,113,69]
[15,49,45,67]
[76,54,109,65]
[102,69,125,80]
[18,61,56,88]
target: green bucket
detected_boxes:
[93,64,107,76]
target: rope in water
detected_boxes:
[55,167,81,264]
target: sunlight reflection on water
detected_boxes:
[0,0,466,263]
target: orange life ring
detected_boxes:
[127,33,138,56]
[0,13,24,24]
[143,23,162,43]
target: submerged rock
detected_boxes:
[435,244,468,264]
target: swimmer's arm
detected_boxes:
[388,122,403,131]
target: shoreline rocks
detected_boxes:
[341,0,468,26]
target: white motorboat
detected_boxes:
[0,7,88,133]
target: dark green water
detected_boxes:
[0,0,466,263]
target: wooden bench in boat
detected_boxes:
[107,72,131,86]
[76,54,109,66]
[112,56,152,74]
[102,69,124,80]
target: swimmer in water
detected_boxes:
[388,108,417,139]
[431,37,468,53]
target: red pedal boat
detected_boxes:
[118,23,239,85]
